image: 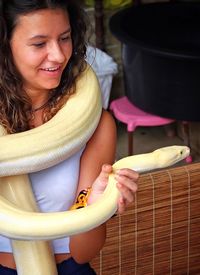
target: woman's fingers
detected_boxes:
[117,197,127,214]
[100,164,113,182]
[89,166,139,210]
[94,164,112,190]
[117,182,135,202]
[115,169,138,191]
[116,168,139,181]
[115,174,138,192]
[114,168,139,213]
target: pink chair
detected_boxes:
[110,96,175,156]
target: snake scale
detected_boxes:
[0,65,190,275]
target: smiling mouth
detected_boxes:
[41,66,60,72]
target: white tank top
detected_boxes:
[0,147,85,254]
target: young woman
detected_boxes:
[0,0,138,274]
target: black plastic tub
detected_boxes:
[110,2,200,121]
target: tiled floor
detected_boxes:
[115,121,200,168]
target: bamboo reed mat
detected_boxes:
[91,163,200,275]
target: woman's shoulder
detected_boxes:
[82,109,117,163]
[93,109,116,142]
[100,109,116,125]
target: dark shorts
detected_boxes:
[0,257,96,275]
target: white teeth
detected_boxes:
[42,67,59,71]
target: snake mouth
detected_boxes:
[155,145,190,167]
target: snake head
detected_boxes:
[155,145,190,168]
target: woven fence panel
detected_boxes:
[91,163,200,274]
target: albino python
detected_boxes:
[0,65,190,275]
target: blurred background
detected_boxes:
[82,0,200,164]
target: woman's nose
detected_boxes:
[47,42,65,63]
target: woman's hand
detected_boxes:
[114,167,138,214]
[88,164,139,214]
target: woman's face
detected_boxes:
[10,8,73,96]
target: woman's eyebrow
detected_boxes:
[60,28,71,36]
[28,28,71,41]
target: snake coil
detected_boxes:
[0,65,190,275]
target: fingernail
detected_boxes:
[119,197,124,204]
[116,169,121,174]
[117,183,122,188]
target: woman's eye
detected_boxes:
[33,42,45,48]
[61,36,71,42]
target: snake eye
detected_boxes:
[180,150,183,155]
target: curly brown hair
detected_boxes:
[0,0,89,133]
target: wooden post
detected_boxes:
[134,0,141,5]
[94,0,105,50]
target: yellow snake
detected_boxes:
[0,65,190,275]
